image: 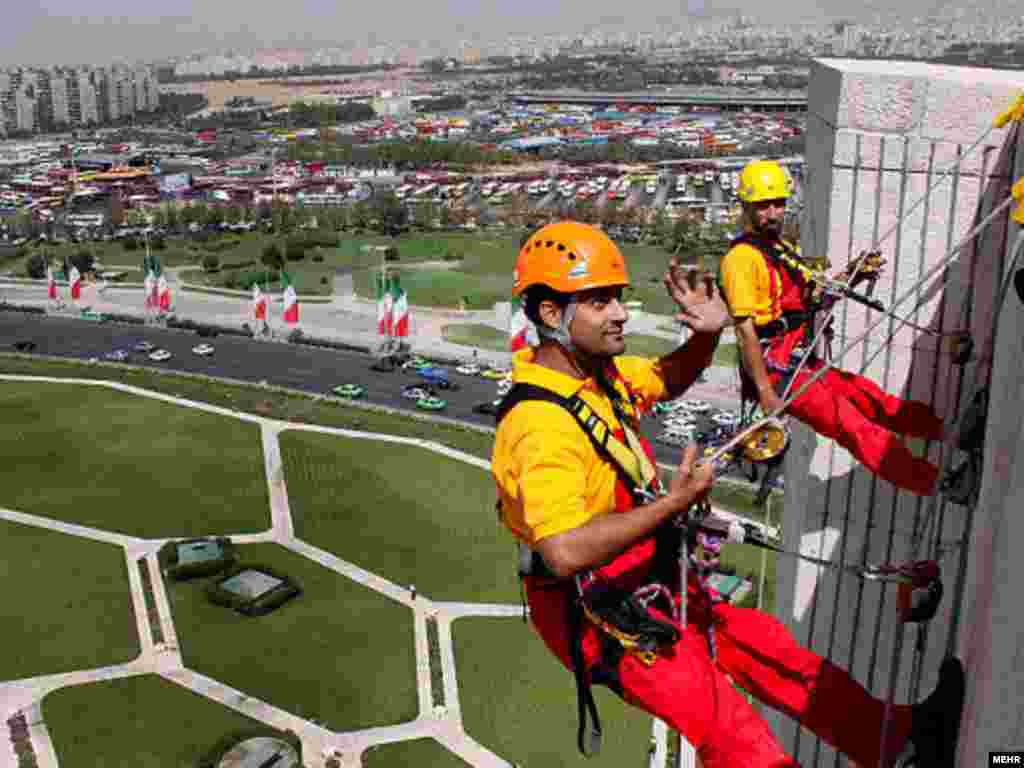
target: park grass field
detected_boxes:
[167,542,418,731]
[362,738,472,767]
[279,430,516,604]
[454,617,656,767]
[0,355,496,461]
[0,519,139,681]
[43,674,270,767]
[0,382,269,538]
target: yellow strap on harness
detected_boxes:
[571,399,659,492]
[580,603,659,666]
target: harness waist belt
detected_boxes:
[755,311,813,340]
[519,543,560,581]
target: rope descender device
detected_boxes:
[1012,176,1024,226]
[735,417,790,463]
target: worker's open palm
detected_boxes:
[663,258,731,334]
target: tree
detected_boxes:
[261,242,284,271]
[25,251,47,279]
[202,253,220,272]
[69,248,95,275]
[224,205,242,225]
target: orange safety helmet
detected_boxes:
[513,221,630,297]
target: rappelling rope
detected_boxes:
[778,117,1006,404]
[705,192,1018,472]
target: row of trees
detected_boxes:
[285,136,522,170]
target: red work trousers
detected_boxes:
[774,363,944,496]
[526,572,913,768]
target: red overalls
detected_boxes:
[524,419,914,768]
[749,245,944,496]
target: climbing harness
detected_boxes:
[496,377,676,758]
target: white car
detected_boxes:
[192,343,215,356]
[456,363,481,376]
[496,379,514,397]
[149,349,172,362]
[712,412,740,426]
[680,399,711,414]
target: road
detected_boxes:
[0,311,743,470]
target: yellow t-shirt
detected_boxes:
[719,240,782,325]
[491,349,670,547]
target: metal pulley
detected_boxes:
[736,417,790,463]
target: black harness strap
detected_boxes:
[496,381,653,758]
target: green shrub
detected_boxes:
[311,252,324,263]
[285,238,307,262]
[261,242,283,270]
[234,269,276,291]
[201,254,220,272]
[25,252,47,279]
[442,249,462,261]
[122,237,139,251]
[384,245,399,262]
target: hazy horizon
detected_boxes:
[2,0,1019,68]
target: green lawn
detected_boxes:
[43,674,272,768]
[454,617,655,767]
[362,738,471,768]
[168,542,417,730]
[0,382,269,538]
[0,356,496,461]
[0,519,139,681]
[280,430,515,604]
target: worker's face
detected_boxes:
[750,198,787,236]
[569,286,630,357]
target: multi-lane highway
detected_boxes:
[0,311,744,471]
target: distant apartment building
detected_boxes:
[0,64,160,134]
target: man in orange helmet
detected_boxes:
[722,159,945,496]
[491,221,964,768]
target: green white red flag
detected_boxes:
[282,271,299,324]
[253,284,268,321]
[391,274,409,338]
[376,271,393,336]
[509,297,531,351]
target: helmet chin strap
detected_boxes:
[536,296,579,354]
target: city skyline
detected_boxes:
[4,0,1022,68]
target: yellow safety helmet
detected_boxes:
[737,160,794,204]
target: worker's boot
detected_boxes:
[893,657,965,768]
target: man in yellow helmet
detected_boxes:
[491,221,963,768]
[721,159,945,496]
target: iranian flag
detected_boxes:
[157,271,171,312]
[391,274,409,338]
[509,296,531,351]
[376,271,393,336]
[253,283,268,321]
[281,271,299,324]
[46,266,57,300]
[69,266,82,300]
[151,255,162,309]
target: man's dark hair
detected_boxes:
[522,284,572,329]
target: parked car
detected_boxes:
[104,349,129,362]
[192,343,215,356]
[134,341,156,353]
[148,349,172,362]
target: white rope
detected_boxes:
[780,123,997,403]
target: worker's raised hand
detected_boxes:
[662,257,731,335]
[668,444,715,508]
